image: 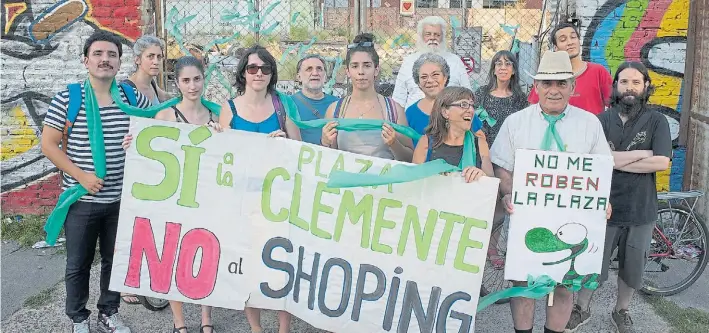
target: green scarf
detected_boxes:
[44,79,218,245]
[540,112,566,151]
[274,91,480,188]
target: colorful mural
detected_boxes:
[582,0,689,191]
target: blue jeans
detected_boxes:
[64,200,121,322]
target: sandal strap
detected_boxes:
[200,325,214,333]
[173,326,187,333]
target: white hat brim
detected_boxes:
[531,73,575,81]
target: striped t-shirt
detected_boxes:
[43,84,150,203]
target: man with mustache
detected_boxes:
[292,54,338,145]
[565,62,671,333]
[392,16,471,109]
[528,22,613,115]
[491,51,612,333]
[41,30,150,333]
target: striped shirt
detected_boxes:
[43,84,150,203]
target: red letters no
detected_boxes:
[175,228,221,300]
[124,217,181,293]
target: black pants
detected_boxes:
[64,200,121,322]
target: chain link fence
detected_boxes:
[158,0,560,102]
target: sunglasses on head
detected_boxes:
[245,64,273,75]
[347,42,374,49]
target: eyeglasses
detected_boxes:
[495,61,513,68]
[347,42,374,49]
[246,64,273,75]
[448,102,474,109]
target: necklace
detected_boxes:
[358,96,381,119]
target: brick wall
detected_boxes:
[1,0,149,214]
[577,0,690,192]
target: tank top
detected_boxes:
[227,99,281,134]
[333,96,398,160]
[172,106,214,125]
[425,135,482,168]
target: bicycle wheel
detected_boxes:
[137,296,170,311]
[640,202,709,296]
[481,217,512,304]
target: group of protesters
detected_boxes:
[41,13,671,333]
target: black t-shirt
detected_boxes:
[598,107,672,226]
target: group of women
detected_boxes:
[120,32,528,333]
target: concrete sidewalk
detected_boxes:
[2,263,671,333]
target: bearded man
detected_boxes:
[565,61,672,333]
[392,16,471,109]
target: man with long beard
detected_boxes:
[565,62,671,333]
[392,16,471,109]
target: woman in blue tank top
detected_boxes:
[217,45,297,333]
[218,46,301,141]
[321,33,413,161]
[406,53,483,146]
[412,86,493,183]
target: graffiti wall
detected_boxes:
[578,0,689,191]
[1,0,145,214]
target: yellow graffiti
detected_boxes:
[4,2,27,34]
[1,106,39,161]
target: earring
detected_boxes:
[445,118,450,128]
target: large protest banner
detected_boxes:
[110,118,500,332]
[504,149,614,286]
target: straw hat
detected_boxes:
[532,51,575,81]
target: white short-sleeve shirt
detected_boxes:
[490,104,612,172]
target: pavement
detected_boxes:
[2,239,687,333]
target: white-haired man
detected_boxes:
[392,16,471,109]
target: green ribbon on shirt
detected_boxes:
[476,106,497,127]
[274,91,479,188]
[44,79,218,245]
[540,112,566,151]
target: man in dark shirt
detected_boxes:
[566,62,671,333]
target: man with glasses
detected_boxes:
[392,16,471,109]
[528,22,612,115]
[292,55,338,145]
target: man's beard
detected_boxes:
[416,37,446,54]
[610,88,649,119]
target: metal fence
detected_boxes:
[156,0,562,102]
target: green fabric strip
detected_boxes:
[327,131,477,188]
[45,80,220,245]
[540,112,566,151]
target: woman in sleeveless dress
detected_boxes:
[122,56,221,333]
[321,33,413,161]
[122,35,170,106]
[218,45,298,333]
[219,46,301,141]
[412,86,493,182]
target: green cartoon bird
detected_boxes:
[525,223,598,289]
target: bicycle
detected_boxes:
[136,296,170,311]
[480,190,709,300]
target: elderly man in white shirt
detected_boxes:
[490,51,612,333]
[392,16,471,109]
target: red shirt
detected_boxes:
[528,62,613,115]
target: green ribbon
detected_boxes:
[476,106,497,127]
[327,131,477,188]
[44,79,219,245]
[540,112,566,151]
[477,274,556,312]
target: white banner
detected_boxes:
[110,118,500,332]
[504,149,614,284]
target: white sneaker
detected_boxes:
[97,312,132,333]
[72,319,90,333]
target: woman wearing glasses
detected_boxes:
[219,45,301,141]
[321,33,413,161]
[412,86,492,181]
[218,45,298,333]
[473,50,528,145]
[405,53,483,147]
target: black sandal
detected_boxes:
[173,326,187,333]
[200,325,215,333]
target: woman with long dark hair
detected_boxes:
[474,50,528,145]
[321,33,413,161]
[219,45,301,141]
[412,86,493,181]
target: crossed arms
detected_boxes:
[612,150,670,173]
